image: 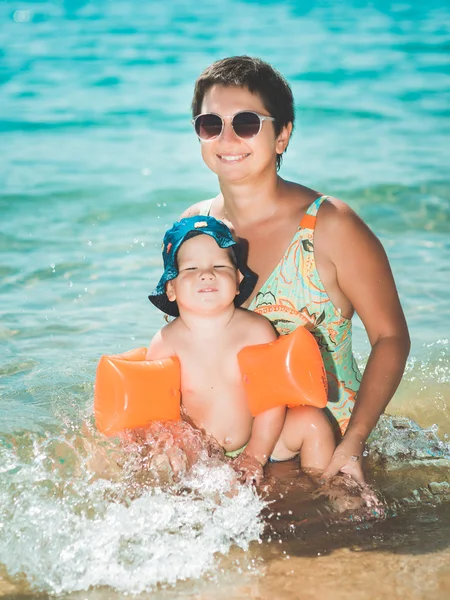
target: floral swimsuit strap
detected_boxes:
[299,195,329,230]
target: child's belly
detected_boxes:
[181,386,253,452]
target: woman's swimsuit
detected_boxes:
[200,195,361,435]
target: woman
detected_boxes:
[181,56,410,484]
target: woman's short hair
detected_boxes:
[191,56,295,171]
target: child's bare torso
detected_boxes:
[176,333,253,452]
[150,309,276,453]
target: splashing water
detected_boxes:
[0,424,266,595]
[389,339,450,435]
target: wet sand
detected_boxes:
[2,452,450,600]
[3,507,449,600]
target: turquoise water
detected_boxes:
[1,0,450,597]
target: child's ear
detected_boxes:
[166,280,176,302]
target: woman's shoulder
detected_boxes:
[316,195,370,235]
[314,195,384,265]
[284,182,355,222]
[179,197,216,219]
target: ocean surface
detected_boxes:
[1,0,450,597]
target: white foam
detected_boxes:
[0,440,265,595]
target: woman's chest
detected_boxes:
[237,220,301,307]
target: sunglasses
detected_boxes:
[192,111,276,141]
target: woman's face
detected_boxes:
[197,85,290,184]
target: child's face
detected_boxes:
[166,234,242,315]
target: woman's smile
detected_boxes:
[217,153,250,163]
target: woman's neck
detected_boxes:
[218,172,287,226]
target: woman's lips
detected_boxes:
[217,153,250,163]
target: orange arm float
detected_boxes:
[94,327,327,435]
[238,326,328,416]
[94,347,181,435]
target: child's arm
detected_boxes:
[233,313,284,484]
[245,406,286,465]
[146,328,176,360]
[233,406,286,485]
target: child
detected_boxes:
[147,215,336,485]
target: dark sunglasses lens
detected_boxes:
[195,114,222,139]
[232,112,261,138]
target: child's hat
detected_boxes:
[148,215,257,317]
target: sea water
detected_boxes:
[1,0,449,597]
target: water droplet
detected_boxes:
[13,9,30,22]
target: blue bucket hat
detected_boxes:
[148,215,257,317]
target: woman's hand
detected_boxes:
[320,434,366,485]
[320,434,387,513]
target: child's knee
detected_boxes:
[273,406,333,461]
[288,404,328,426]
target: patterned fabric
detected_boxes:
[200,195,361,434]
[224,443,247,458]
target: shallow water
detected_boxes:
[1,416,450,599]
[1,0,450,597]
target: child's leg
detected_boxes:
[270,406,335,472]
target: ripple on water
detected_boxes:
[17,261,89,285]
[389,339,450,435]
[344,181,450,234]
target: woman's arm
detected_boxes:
[316,200,410,482]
